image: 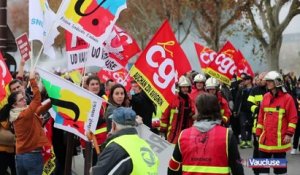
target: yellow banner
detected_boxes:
[130,65,169,112]
[206,67,231,85]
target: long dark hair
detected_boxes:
[108,84,128,107]
[195,93,222,121]
[0,91,21,121]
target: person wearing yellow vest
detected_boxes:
[91,107,159,175]
[168,93,244,175]
[256,71,297,175]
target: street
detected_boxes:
[72,147,300,175]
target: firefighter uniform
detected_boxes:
[256,90,297,152]
[160,76,195,144]
[169,125,234,175]
[256,71,298,174]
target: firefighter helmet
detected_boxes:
[205,77,219,89]
[193,74,206,83]
[264,71,284,87]
[178,75,191,87]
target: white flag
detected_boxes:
[29,0,59,59]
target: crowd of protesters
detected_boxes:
[1,58,300,175]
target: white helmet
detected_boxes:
[205,77,219,89]
[264,71,284,87]
[178,75,191,87]
[193,74,206,83]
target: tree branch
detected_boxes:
[245,5,268,47]
[278,0,300,34]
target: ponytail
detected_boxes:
[0,103,12,121]
[0,91,21,121]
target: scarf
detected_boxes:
[9,106,27,122]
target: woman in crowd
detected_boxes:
[81,75,108,165]
[104,84,129,132]
[0,69,51,175]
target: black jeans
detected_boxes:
[258,151,287,174]
[0,152,16,175]
[252,135,259,175]
[239,112,252,141]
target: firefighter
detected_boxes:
[190,73,206,104]
[160,75,195,144]
[205,77,231,126]
[247,72,267,175]
[256,71,298,175]
[168,93,244,175]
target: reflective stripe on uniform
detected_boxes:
[251,105,257,113]
[254,95,263,102]
[259,143,291,151]
[167,108,177,137]
[222,116,228,123]
[263,107,285,114]
[288,123,296,129]
[182,165,230,174]
[259,107,289,151]
[257,124,263,129]
[94,127,107,135]
[248,95,256,103]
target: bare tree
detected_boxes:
[188,0,248,51]
[118,0,193,49]
[244,0,300,70]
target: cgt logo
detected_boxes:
[140,147,156,167]
[146,44,178,95]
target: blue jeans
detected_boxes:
[15,151,43,175]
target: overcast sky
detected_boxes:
[280,4,300,34]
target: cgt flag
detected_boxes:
[129,20,192,112]
[36,67,103,140]
[57,0,127,46]
[87,25,140,71]
[194,43,217,73]
[205,41,237,85]
[98,68,132,91]
[234,50,255,78]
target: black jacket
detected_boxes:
[131,91,156,128]
[234,87,253,114]
[91,128,137,175]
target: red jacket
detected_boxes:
[217,92,231,124]
[160,94,194,144]
[190,89,205,104]
[256,91,297,153]
[173,126,230,175]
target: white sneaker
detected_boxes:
[290,148,297,155]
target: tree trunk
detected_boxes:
[263,39,281,71]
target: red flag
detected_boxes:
[129,20,192,112]
[0,52,13,100]
[104,25,140,67]
[98,68,132,91]
[234,50,254,78]
[205,41,237,85]
[194,43,217,72]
